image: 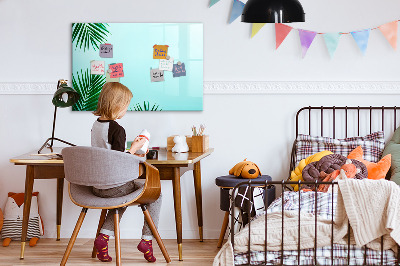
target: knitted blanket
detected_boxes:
[214,179,400,266]
[335,178,399,251]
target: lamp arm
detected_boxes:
[50,105,58,148]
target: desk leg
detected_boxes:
[20,165,35,259]
[172,167,183,261]
[56,178,64,241]
[193,161,203,242]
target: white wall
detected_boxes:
[1,0,400,239]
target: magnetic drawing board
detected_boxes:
[72,23,203,111]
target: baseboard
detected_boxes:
[1,81,400,94]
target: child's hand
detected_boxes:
[129,137,147,154]
[134,149,149,157]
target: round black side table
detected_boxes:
[215,175,275,248]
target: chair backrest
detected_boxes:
[62,146,145,187]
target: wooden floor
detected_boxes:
[0,239,221,265]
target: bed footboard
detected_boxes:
[230,180,400,266]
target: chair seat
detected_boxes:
[69,180,145,208]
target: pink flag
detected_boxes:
[275,23,293,49]
[298,29,317,58]
[378,21,398,50]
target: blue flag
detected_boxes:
[229,0,245,23]
[351,29,370,55]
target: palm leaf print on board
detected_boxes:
[72,69,106,111]
[72,23,110,51]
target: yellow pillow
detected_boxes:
[290,150,333,191]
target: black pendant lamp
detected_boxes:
[242,0,305,23]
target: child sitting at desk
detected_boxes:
[91,82,162,263]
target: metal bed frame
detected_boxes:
[230,106,400,266]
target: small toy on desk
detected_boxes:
[229,159,261,179]
[1,192,44,247]
[172,135,189,153]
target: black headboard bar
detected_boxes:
[296,106,400,137]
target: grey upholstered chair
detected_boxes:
[60,146,171,265]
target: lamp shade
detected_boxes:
[52,84,80,108]
[241,0,305,23]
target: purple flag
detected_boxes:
[298,29,317,58]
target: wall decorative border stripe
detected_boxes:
[0,81,399,95]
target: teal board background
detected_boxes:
[72,23,203,111]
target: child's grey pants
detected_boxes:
[92,179,162,240]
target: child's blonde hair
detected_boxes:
[93,82,133,120]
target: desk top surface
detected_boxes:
[10,147,214,166]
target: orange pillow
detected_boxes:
[347,146,391,180]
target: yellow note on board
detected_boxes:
[153,45,169,59]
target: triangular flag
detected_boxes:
[251,23,266,38]
[209,0,220,7]
[229,0,245,24]
[351,29,370,55]
[378,21,398,50]
[275,23,293,49]
[323,33,341,58]
[298,29,317,58]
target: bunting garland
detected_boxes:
[298,30,317,58]
[378,21,397,50]
[209,0,220,8]
[275,23,292,49]
[251,23,266,38]
[323,33,341,58]
[229,0,245,24]
[351,29,370,55]
[208,2,399,58]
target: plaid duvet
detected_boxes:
[234,191,397,265]
[294,131,385,166]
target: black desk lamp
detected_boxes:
[241,0,305,23]
[38,79,80,154]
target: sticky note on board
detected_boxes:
[100,43,113,58]
[153,45,169,59]
[150,68,165,82]
[159,57,174,71]
[172,63,186,77]
[109,63,124,78]
[106,72,120,82]
[90,60,105,75]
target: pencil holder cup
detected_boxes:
[191,135,209,153]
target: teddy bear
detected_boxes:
[229,159,261,179]
[172,135,189,153]
[1,192,44,247]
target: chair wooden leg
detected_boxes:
[141,205,171,263]
[217,211,230,248]
[60,208,88,266]
[91,209,108,258]
[114,210,121,266]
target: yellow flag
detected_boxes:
[251,23,266,38]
